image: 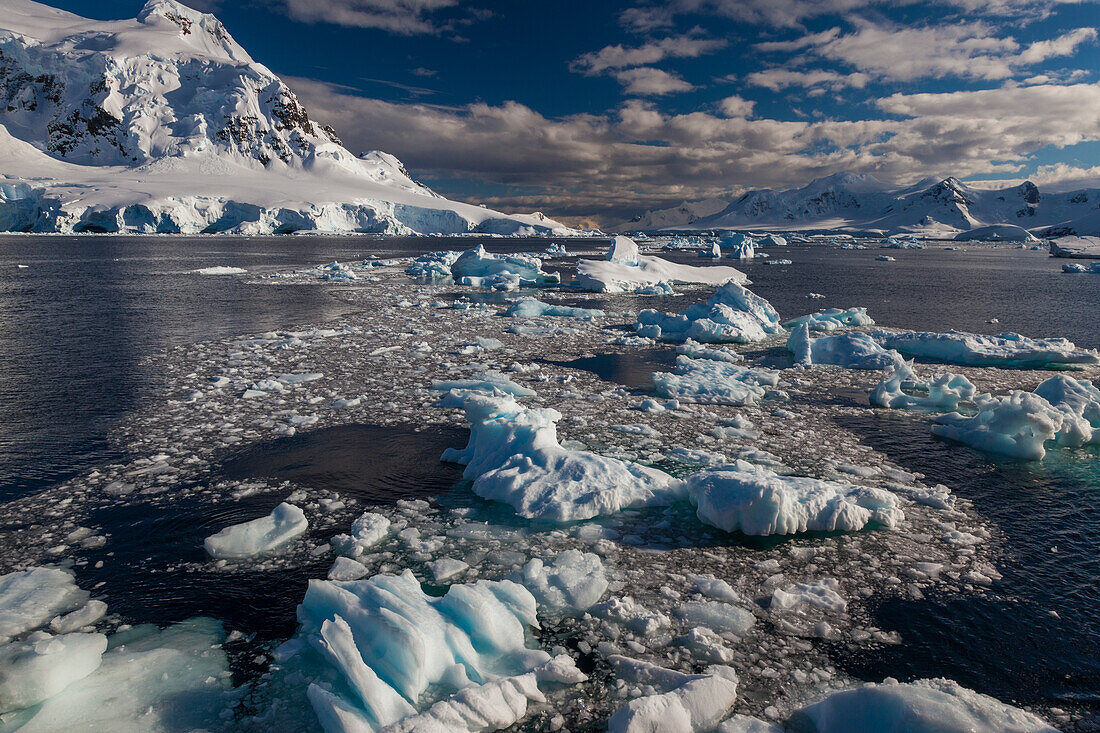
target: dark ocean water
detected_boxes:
[0,234,1098,724]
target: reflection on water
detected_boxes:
[832,409,1100,725]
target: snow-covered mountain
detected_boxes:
[0,0,575,234]
[622,172,1100,236]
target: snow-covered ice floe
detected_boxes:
[931,375,1100,460]
[871,329,1099,369]
[575,237,748,293]
[684,461,904,536]
[203,502,308,559]
[291,569,585,731]
[438,391,686,521]
[724,678,1057,732]
[788,324,904,370]
[406,245,560,290]
[784,307,874,333]
[607,657,740,733]
[636,282,783,343]
[652,356,780,406]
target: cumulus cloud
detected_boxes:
[572,32,727,74]
[756,21,1097,84]
[746,68,871,90]
[263,0,460,34]
[613,67,696,95]
[288,76,1100,223]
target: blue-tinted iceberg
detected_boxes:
[788,324,904,370]
[575,237,747,293]
[871,329,1098,369]
[406,246,559,290]
[784,307,874,333]
[636,282,783,344]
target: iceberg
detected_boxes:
[1061,262,1100,273]
[203,502,308,559]
[607,658,740,733]
[789,324,905,370]
[684,461,904,536]
[574,237,748,293]
[440,392,685,521]
[504,298,605,319]
[932,381,1098,460]
[871,365,976,412]
[784,307,874,333]
[408,246,560,290]
[871,329,1098,369]
[295,570,582,731]
[725,678,1057,732]
[652,356,779,406]
[507,550,609,614]
[0,567,90,642]
[635,282,783,343]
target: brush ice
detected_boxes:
[784,307,874,333]
[575,237,747,293]
[430,370,537,398]
[296,570,562,730]
[730,678,1058,732]
[440,392,685,521]
[0,567,89,642]
[203,502,308,558]
[508,550,609,614]
[652,356,779,406]
[636,282,782,344]
[789,324,904,370]
[872,329,1098,368]
[684,461,903,536]
[676,339,743,362]
[607,657,739,733]
[770,579,846,613]
[504,298,605,319]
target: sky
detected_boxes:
[42,0,1100,226]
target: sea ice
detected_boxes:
[684,461,904,536]
[203,502,308,559]
[407,246,559,290]
[871,365,976,412]
[575,237,748,293]
[0,567,89,642]
[507,550,609,614]
[193,266,247,275]
[607,658,740,733]
[770,579,847,613]
[504,298,605,320]
[652,357,779,406]
[635,282,783,344]
[440,392,686,521]
[0,631,108,714]
[430,370,537,398]
[789,324,904,370]
[871,329,1099,369]
[784,307,874,333]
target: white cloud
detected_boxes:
[613,67,696,95]
[266,0,459,34]
[572,33,727,74]
[718,95,755,117]
[758,21,1098,83]
[746,68,871,90]
[289,76,1100,222]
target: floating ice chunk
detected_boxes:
[771,579,846,613]
[652,357,778,406]
[431,370,537,398]
[789,324,904,370]
[759,234,787,247]
[685,461,904,536]
[723,232,756,260]
[575,237,747,293]
[1034,375,1100,429]
[12,618,233,732]
[1062,262,1100,273]
[0,632,108,714]
[50,600,107,634]
[674,627,735,664]
[717,714,783,732]
[871,366,976,412]
[791,677,1058,732]
[203,502,308,559]
[376,655,585,733]
[677,601,755,636]
[452,245,560,289]
[508,550,608,614]
[607,659,739,733]
[504,297,605,320]
[677,339,743,362]
[427,558,469,583]
[636,282,782,344]
[932,391,1094,460]
[314,261,359,282]
[593,597,672,635]
[688,575,742,603]
[297,570,551,729]
[193,266,246,275]
[876,255,896,261]
[0,567,89,643]
[700,242,722,258]
[871,329,1098,368]
[406,251,462,279]
[328,557,370,582]
[784,307,874,333]
[440,392,685,521]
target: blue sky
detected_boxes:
[45,0,1100,225]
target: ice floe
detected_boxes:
[871,329,1098,369]
[652,357,780,406]
[203,502,309,559]
[784,307,874,333]
[789,324,904,370]
[636,282,783,343]
[575,237,747,293]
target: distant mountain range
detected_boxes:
[619,173,1100,237]
[0,0,574,234]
